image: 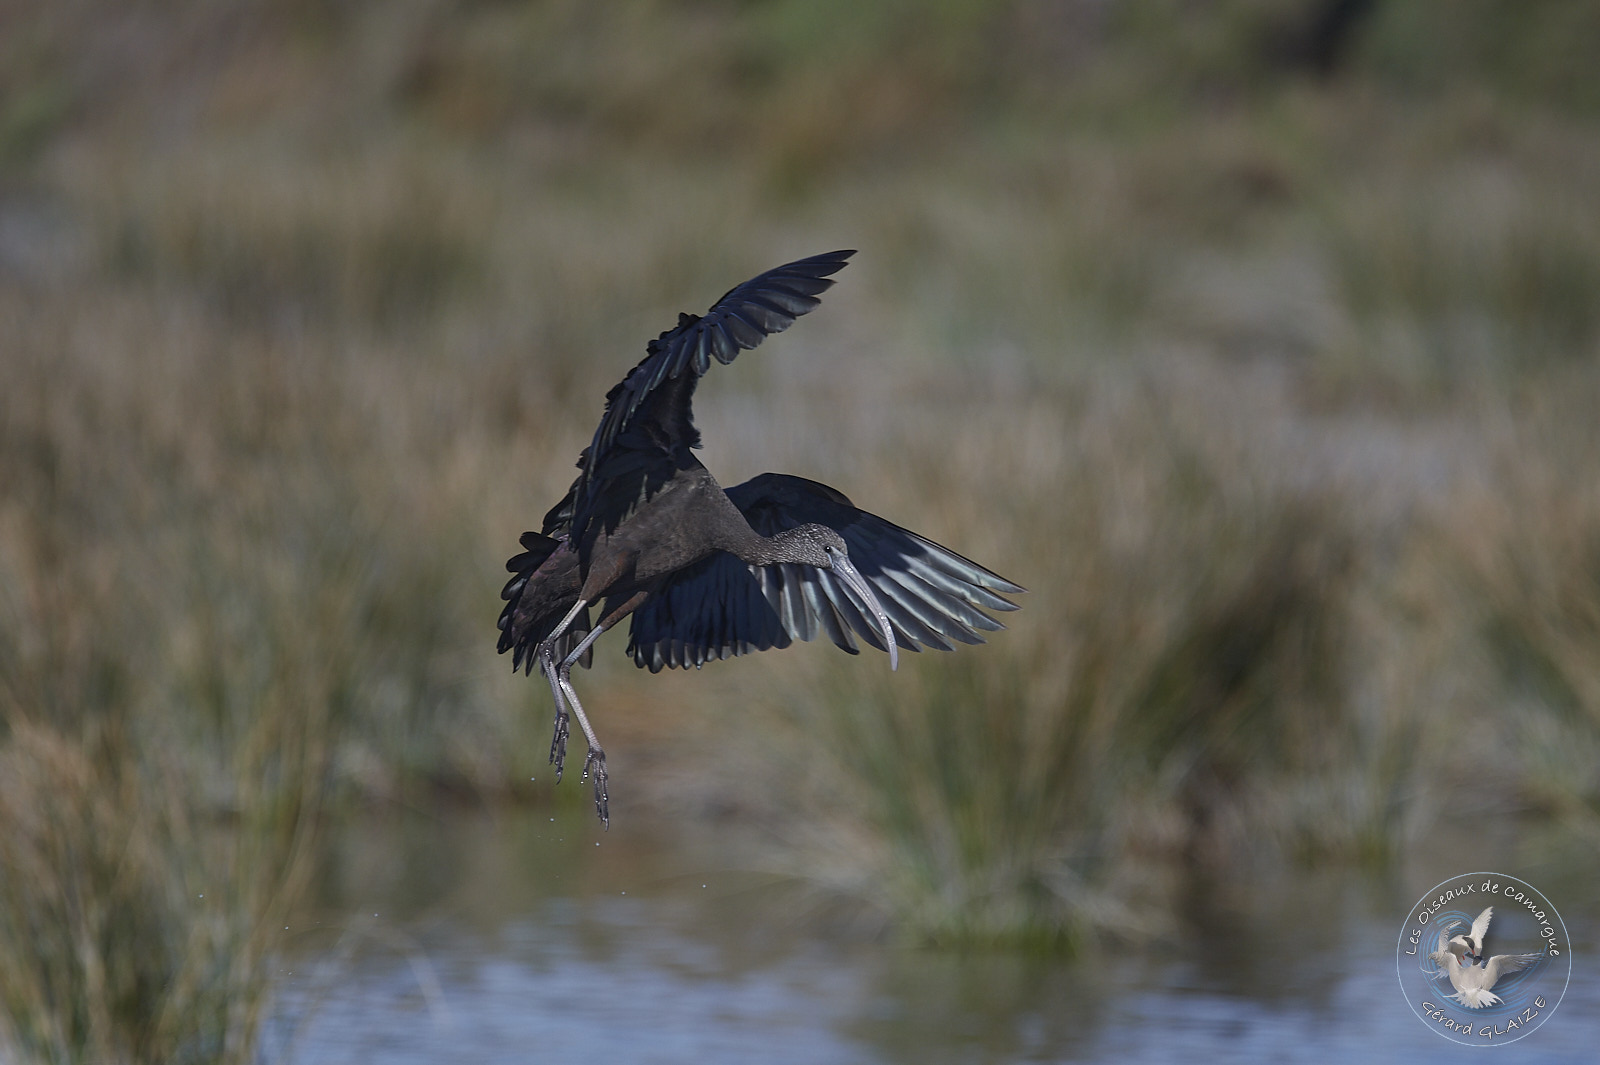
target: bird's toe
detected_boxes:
[584,747,609,827]
[549,711,571,780]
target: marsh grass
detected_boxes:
[1441,384,1600,831]
[5,0,1600,1054]
[722,371,1377,944]
[0,701,319,1064]
[0,279,527,1059]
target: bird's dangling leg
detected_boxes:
[554,673,608,827]
[552,591,648,827]
[540,646,571,778]
[555,620,615,825]
[537,599,591,781]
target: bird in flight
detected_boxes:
[1449,906,1494,965]
[497,251,1023,824]
[1429,907,1543,1009]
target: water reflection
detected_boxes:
[269,809,1596,1064]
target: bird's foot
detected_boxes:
[581,746,609,827]
[548,710,571,781]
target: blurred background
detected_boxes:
[3,1,1600,1061]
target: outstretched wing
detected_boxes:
[1470,906,1494,952]
[566,252,854,570]
[1482,951,1544,988]
[626,473,1024,672]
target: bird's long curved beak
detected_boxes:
[832,553,898,671]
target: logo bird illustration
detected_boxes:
[1428,907,1544,1009]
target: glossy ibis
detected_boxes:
[498,251,1023,824]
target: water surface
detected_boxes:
[267,809,1598,1064]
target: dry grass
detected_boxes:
[683,365,1377,945]
[1441,381,1600,829]
[4,0,1600,1055]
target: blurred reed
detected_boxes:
[1443,384,1600,832]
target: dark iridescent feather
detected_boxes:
[565,252,854,574]
[497,531,592,672]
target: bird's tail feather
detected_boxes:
[1454,989,1502,1009]
[498,532,594,672]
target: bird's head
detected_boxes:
[780,524,850,568]
[778,524,899,671]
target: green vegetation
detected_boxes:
[4,1,1600,1058]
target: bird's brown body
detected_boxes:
[578,466,754,596]
[499,252,1023,823]
[512,469,720,609]
[507,463,788,652]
